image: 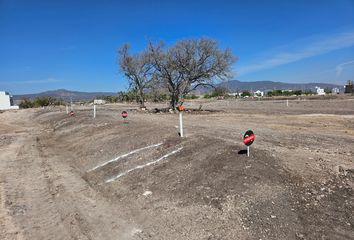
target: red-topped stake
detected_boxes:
[177,104,185,137]
[177,105,185,112]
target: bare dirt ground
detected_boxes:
[0,97,353,240]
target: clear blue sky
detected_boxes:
[0,0,353,94]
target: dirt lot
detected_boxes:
[0,98,353,240]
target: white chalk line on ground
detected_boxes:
[105,147,183,183]
[87,143,163,172]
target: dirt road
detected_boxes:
[0,99,353,239]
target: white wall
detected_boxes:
[0,91,19,110]
[316,88,325,95]
[94,99,106,105]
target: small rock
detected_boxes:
[143,190,152,196]
[316,194,325,201]
[131,228,143,236]
[296,233,305,239]
[334,165,348,176]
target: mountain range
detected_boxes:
[13,80,344,101]
[13,89,116,101]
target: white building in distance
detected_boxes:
[315,86,325,95]
[0,91,19,110]
[254,90,264,97]
[332,87,340,94]
[93,99,106,105]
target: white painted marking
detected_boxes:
[87,143,163,172]
[105,147,183,183]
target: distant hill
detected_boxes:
[13,80,345,101]
[13,89,117,101]
[196,80,344,93]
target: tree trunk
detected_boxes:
[138,88,146,108]
[138,98,145,108]
[169,93,179,110]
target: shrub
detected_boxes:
[33,96,57,107]
[19,98,34,109]
[241,91,251,97]
[184,94,198,100]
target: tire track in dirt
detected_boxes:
[0,110,142,240]
[2,134,74,240]
[0,160,24,240]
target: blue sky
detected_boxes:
[0,0,353,94]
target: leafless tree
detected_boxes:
[149,38,236,109]
[118,44,154,108]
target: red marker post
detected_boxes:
[243,130,255,157]
[177,105,185,137]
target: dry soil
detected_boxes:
[0,98,353,240]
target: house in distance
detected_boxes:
[344,80,353,94]
[0,91,19,110]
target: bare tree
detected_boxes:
[149,38,236,109]
[118,44,154,108]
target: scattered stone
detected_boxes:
[131,228,143,236]
[296,232,305,239]
[143,190,152,196]
[316,194,325,201]
[334,165,349,176]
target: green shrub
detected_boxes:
[184,94,198,100]
[241,91,251,97]
[33,96,57,107]
[19,98,34,109]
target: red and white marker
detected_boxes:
[243,130,255,157]
[177,105,185,137]
[121,111,128,119]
